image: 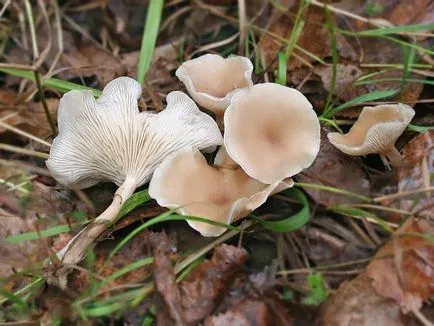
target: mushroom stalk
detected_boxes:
[382,146,402,169]
[56,177,136,266]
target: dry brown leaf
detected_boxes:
[0,166,87,279]
[396,130,434,219]
[258,3,357,71]
[317,217,434,325]
[61,42,126,86]
[207,265,294,326]
[205,300,273,326]
[180,244,248,325]
[296,128,371,206]
[0,90,58,139]
[314,64,365,102]
[69,230,158,294]
[151,243,248,325]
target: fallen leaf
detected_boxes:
[258,3,357,71]
[151,232,186,326]
[296,128,371,206]
[366,218,434,313]
[61,42,127,87]
[314,64,364,102]
[180,244,248,324]
[0,90,58,139]
[152,243,248,325]
[0,166,87,280]
[207,265,294,326]
[205,300,273,326]
[317,217,434,325]
[396,130,434,219]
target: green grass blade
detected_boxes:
[328,205,393,233]
[137,0,164,85]
[323,7,338,115]
[255,188,310,232]
[101,257,154,285]
[357,23,434,36]
[1,223,80,244]
[323,89,399,118]
[408,124,434,133]
[295,182,371,202]
[284,0,308,59]
[0,68,102,96]
[118,189,151,219]
[276,51,287,85]
[105,210,238,264]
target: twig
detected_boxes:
[373,187,434,202]
[0,121,51,147]
[237,0,247,55]
[0,143,49,159]
[34,71,57,135]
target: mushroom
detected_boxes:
[223,83,321,184]
[175,54,253,119]
[327,103,415,168]
[46,76,222,279]
[149,146,293,237]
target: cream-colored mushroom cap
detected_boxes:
[149,146,293,237]
[46,76,223,190]
[175,54,253,116]
[223,83,321,184]
[327,103,415,168]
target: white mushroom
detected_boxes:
[327,103,415,168]
[46,76,222,280]
[223,83,321,184]
[175,54,253,118]
[149,146,293,237]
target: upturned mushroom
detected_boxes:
[175,53,253,119]
[46,76,222,279]
[223,83,321,184]
[149,146,293,237]
[327,103,415,168]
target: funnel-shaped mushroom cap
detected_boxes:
[149,146,293,237]
[223,83,321,184]
[175,54,253,115]
[46,77,223,189]
[327,103,415,167]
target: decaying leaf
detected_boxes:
[296,128,371,206]
[0,165,86,282]
[0,90,58,139]
[396,130,434,219]
[317,218,434,325]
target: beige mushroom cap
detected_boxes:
[175,54,253,116]
[148,146,293,237]
[46,77,223,190]
[223,83,321,184]
[327,103,415,168]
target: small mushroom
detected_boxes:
[223,83,321,184]
[175,54,253,118]
[327,103,415,168]
[149,146,293,237]
[47,77,222,280]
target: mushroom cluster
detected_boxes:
[149,54,321,236]
[47,53,414,277]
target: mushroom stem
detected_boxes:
[55,177,136,272]
[383,146,402,169]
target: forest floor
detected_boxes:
[0,0,433,325]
